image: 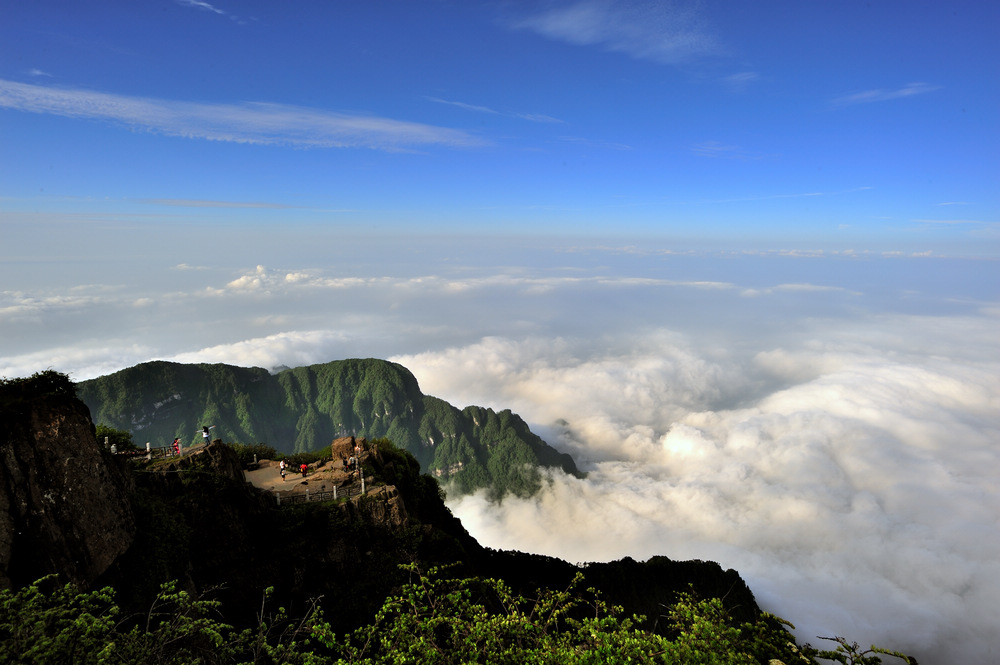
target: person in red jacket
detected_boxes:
[300,463,307,478]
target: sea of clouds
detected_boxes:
[394,315,999,665]
[2,241,997,663]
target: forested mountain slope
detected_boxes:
[77,359,581,498]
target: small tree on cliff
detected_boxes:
[0,370,76,411]
[94,423,136,452]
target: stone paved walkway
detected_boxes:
[244,458,358,500]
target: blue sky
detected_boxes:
[2,4,999,663]
[2,0,997,248]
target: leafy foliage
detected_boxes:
[803,636,917,665]
[0,370,77,413]
[0,568,915,665]
[0,575,117,665]
[226,441,279,466]
[104,581,233,664]
[95,423,136,452]
[315,563,650,664]
[0,576,322,665]
[315,564,815,665]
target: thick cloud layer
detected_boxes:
[2,239,996,663]
[395,317,1000,665]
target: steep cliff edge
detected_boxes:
[0,372,135,590]
[2,372,765,636]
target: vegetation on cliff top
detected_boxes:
[76,359,582,499]
[0,370,77,412]
[0,565,915,664]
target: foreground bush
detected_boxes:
[0,568,914,664]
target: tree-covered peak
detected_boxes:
[77,359,580,500]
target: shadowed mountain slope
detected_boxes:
[2,371,768,646]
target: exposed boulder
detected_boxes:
[155,439,245,482]
[345,485,408,527]
[331,435,359,460]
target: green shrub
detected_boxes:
[0,569,916,665]
[0,575,117,665]
[314,564,810,665]
[0,370,77,413]
[282,448,333,467]
[95,423,137,452]
[226,442,278,466]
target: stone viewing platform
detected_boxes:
[242,436,376,506]
[128,436,380,507]
[243,457,373,504]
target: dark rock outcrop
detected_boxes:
[2,375,767,639]
[0,389,135,590]
[154,438,246,480]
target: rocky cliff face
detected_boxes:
[153,437,247,481]
[0,391,135,590]
[1,373,767,639]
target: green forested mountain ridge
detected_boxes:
[76,359,582,498]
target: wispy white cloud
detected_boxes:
[0,79,486,151]
[741,283,862,298]
[427,96,563,124]
[176,0,225,15]
[205,266,392,295]
[515,112,562,123]
[0,289,117,323]
[169,330,352,369]
[722,71,759,91]
[558,135,631,150]
[426,96,499,115]
[175,0,255,26]
[833,82,941,105]
[513,0,717,65]
[27,68,53,78]
[202,265,745,299]
[691,140,752,159]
